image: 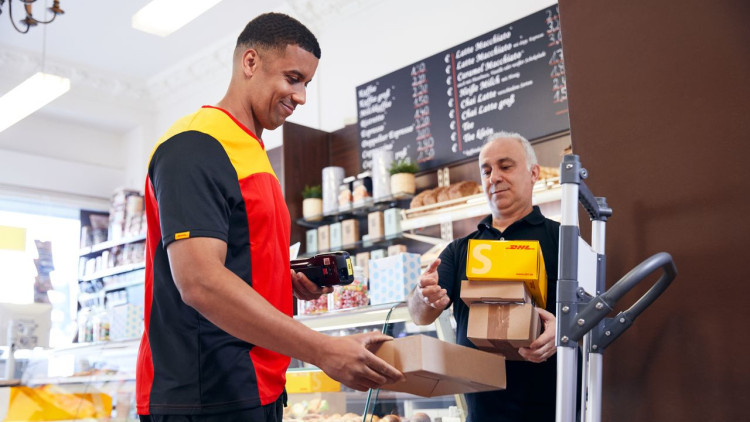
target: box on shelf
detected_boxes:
[466,239,548,308]
[384,207,402,236]
[460,280,531,306]
[108,303,144,341]
[329,222,342,251]
[286,371,341,394]
[369,248,386,261]
[369,253,420,305]
[368,211,385,239]
[387,244,407,256]
[373,334,506,397]
[355,252,370,280]
[341,219,360,246]
[467,302,542,361]
[306,229,318,255]
[5,386,112,420]
[317,225,330,252]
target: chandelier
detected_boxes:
[0,0,64,34]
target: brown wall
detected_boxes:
[558,0,750,420]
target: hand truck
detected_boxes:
[555,154,677,422]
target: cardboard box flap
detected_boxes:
[460,280,530,305]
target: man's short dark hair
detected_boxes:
[237,12,321,59]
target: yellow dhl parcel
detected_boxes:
[465,239,548,308]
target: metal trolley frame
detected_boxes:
[555,155,677,422]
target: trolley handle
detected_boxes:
[569,252,677,342]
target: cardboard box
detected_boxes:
[373,334,506,397]
[317,225,330,251]
[460,280,530,306]
[384,207,402,236]
[467,303,541,361]
[355,252,370,280]
[465,239,548,308]
[329,222,342,250]
[368,211,385,239]
[369,253,420,305]
[108,303,144,340]
[286,371,341,393]
[306,229,318,255]
[370,248,386,260]
[341,219,360,246]
[387,244,408,256]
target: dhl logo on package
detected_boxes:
[466,239,547,308]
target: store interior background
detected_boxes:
[0,0,747,420]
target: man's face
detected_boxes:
[478,137,539,218]
[248,44,318,131]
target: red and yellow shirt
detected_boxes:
[136,106,291,415]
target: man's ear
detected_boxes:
[240,48,260,78]
[530,164,540,184]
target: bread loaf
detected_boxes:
[422,186,447,206]
[448,181,481,199]
[410,188,433,208]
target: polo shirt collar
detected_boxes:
[477,205,544,233]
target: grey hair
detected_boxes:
[481,131,538,170]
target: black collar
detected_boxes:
[477,206,545,233]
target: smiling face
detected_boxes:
[244,44,318,132]
[478,137,539,222]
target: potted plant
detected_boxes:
[389,159,419,197]
[301,185,323,221]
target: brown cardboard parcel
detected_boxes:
[460,280,531,306]
[467,303,542,361]
[373,334,506,397]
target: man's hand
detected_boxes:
[416,259,449,310]
[518,307,557,363]
[291,270,333,301]
[315,332,405,391]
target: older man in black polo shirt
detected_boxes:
[407,131,559,422]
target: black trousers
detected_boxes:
[139,392,286,422]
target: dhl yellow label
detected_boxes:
[346,257,353,275]
[466,239,547,308]
[175,231,190,240]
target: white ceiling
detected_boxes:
[0,0,284,84]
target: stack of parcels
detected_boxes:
[463,239,547,360]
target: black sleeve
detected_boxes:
[148,131,240,247]
[437,240,461,307]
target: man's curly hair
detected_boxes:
[236,12,321,59]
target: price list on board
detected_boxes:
[356,5,570,172]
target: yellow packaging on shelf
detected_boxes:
[5,385,112,421]
[465,239,547,308]
[286,371,341,394]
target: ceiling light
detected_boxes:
[0,0,65,34]
[132,0,223,37]
[0,72,70,133]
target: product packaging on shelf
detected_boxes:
[373,334,506,397]
[384,207,402,236]
[286,371,341,394]
[368,253,420,305]
[341,219,360,246]
[329,222,342,251]
[108,303,144,341]
[306,229,318,255]
[332,266,369,310]
[387,244,408,256]
[367,211,385,239]
[298,294,330,315]
[355,252,370,280]
[317,225,330,252]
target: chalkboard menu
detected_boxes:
[356,5,569,172]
